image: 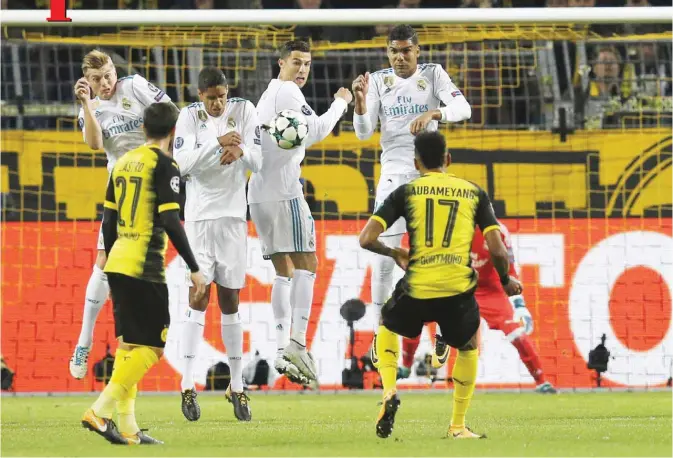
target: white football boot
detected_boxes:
[282,340,318,384]
[69,345,91,379]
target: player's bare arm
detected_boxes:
[219,146,244,165]
[409,57,471,135]
[484,229,522,296]
[75,78,103,150]
[275,43,350,146]
[359,219,409,271]
[352,72,369,115]
[218,131,242,147]
[409,97,471,135]
[218,132,244,165]
[409,91,471,136]
[409,109,441,136]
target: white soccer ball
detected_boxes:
[267,109,309,150]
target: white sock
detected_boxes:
[371,235,403,331]
[221,312,244,392]
[181,308,205,392]
[271,276,292,353]
[290,269,316,347]
[76,265,109,348]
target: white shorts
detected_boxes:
[97,223,105,250]
[374,172,420,236]
[249,197,316,258]
[185,217,247,289]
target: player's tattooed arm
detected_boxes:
[359,186,409,270]
[484,229,509,280]
[484,230,522,296]
[358,222,409,271]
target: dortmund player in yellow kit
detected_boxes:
[81,102,206,445]
[359,131,522,440]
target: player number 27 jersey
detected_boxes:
[371,172,500,299]
[103,144,182,283]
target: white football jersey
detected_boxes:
[77,74,171,171]
[353,64,469,175]
[173,98,262,222]
[247,79,348,204]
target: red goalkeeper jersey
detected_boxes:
[471,222,519,290]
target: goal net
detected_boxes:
[1,12,671,393]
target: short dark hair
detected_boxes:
[388,24,418,45]
[143,102,179,140]
[198,67,227,92]
[414,131,447,169]
[279,40,311,59]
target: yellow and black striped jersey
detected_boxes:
[103,144,181,283]
[371,172,499,299]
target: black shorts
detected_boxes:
[107,273,170,349]
[381,279,480,349]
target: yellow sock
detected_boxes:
[109,345,160,391]
[117,384,139,435]
[90,347,130,418]
[375,325,399,394]
[450,349,479,429]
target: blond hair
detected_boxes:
[82,50,112,74]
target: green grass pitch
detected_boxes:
[2,391,671,456]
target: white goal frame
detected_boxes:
[1,6,672,26]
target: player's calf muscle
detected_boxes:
[289,252,317,273]
[271,254,294,277]
[457,332,479,352]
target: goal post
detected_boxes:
[1,8,671,394]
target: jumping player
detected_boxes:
[352,25,471,331]
[69,50,173,379]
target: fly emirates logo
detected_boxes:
[382,96,429,119]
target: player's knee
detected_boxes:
[95,250,107,269]
[289,252,317,273]
[271,254,293,278]
[217,287,240,315]
[192,297,209,312]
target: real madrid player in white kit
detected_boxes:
[352,25,471,328]
[70,50,172,379]
[173,67,261,422]
[248,40,353,386]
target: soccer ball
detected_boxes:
[266,109,309,149]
